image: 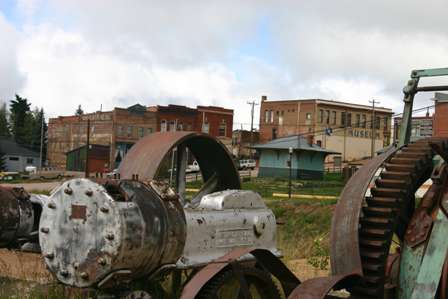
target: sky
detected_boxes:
[1,0,448,129]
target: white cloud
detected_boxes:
[4,0,448,128]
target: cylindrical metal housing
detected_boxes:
[39,179,186,288]
[0,186,34,247]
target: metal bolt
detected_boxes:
[80,272,89,279]
[60,270,69,277]
[85,190,93,196]
[64,187,73,195]
[40,227,50,234]
[100,207,109,213]
[98,258,107,266]
[48,202,56,209]
[45,253,54,259]
[106,233,115,241]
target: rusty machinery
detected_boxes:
[2,68,448,299]
[0,132,299,298]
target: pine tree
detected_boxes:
[10,94,31,145]
[0,102,10,137]
[75,105,84,116]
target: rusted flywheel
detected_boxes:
[331,137,448,298]
[118,132,241,205]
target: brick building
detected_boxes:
[433,92,448,138]
[47,104,157,170]
[259,96,393,161]
[231,130,260,158]
[48,104,234,170]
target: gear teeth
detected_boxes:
[351,138,446,299]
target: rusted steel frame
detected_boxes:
[118,131,241,191]
[180,248,300,299]
[287,273,361,299]
[330,145,398,276]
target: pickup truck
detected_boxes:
[238,159,256,170]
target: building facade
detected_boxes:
[433,92,448,138]
[394,113,433,142]
[48,104,234,170]
[231,130,260,158]
[48,104,157,170]
[259,96,393,161]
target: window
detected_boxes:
[161,120,167,132]
[341,112,346,126]
[361,114,366,128]
[264,110,269,123]
[138,127,144,138]
[316,140,322,147]
[118,126,124,136]
[331,111,337,125]
[325,110,330,124]
[147,128,153,135]
[219,120,226,136]
[270,110,274,123]
[384,117,389,130]
[356,114,361,128]
[177,122,183,131]
[319,109,324,123]
[202,122,209,134]
[376,116,381,129]
[272,128,277,139]
[27,158,34,164]
[127,126,133,137]
[9,157,19,161]
[306,113,312,120]
[347,113,352,127]
[169,121,176,131]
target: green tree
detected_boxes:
[0,102,10,137]
[31,108,47,165]
[9,94,31,144]
[75,105,84,116]
[0,150,6,171]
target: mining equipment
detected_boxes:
[1,67,448,299]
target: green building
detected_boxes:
[253,136,339,180]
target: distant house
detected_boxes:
[0,138,40,172]
[66,144,110,173]
[253,135,340,180]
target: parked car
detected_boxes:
[30,170,65,180]
[238,159,256,170]
[106,169,119,178]
[186,161,200,173]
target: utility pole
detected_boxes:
[370,99,380,158]
[39,112,44,170]
[85,119,90,178]
[247,101,259,160]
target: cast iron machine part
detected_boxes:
[2,132,297,298]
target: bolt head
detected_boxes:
[60,270,69,277]
[80,272,89,279]
[40,227,50,234]
[100,207,109,213]
[45,253,54,259]
[48,202,56,209]
[106,233,115,241]
[85,190,93,196]
[64,188,73,195]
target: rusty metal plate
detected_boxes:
[70,205,87,220]
[330,146,398,276]
[118,132,241,190]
